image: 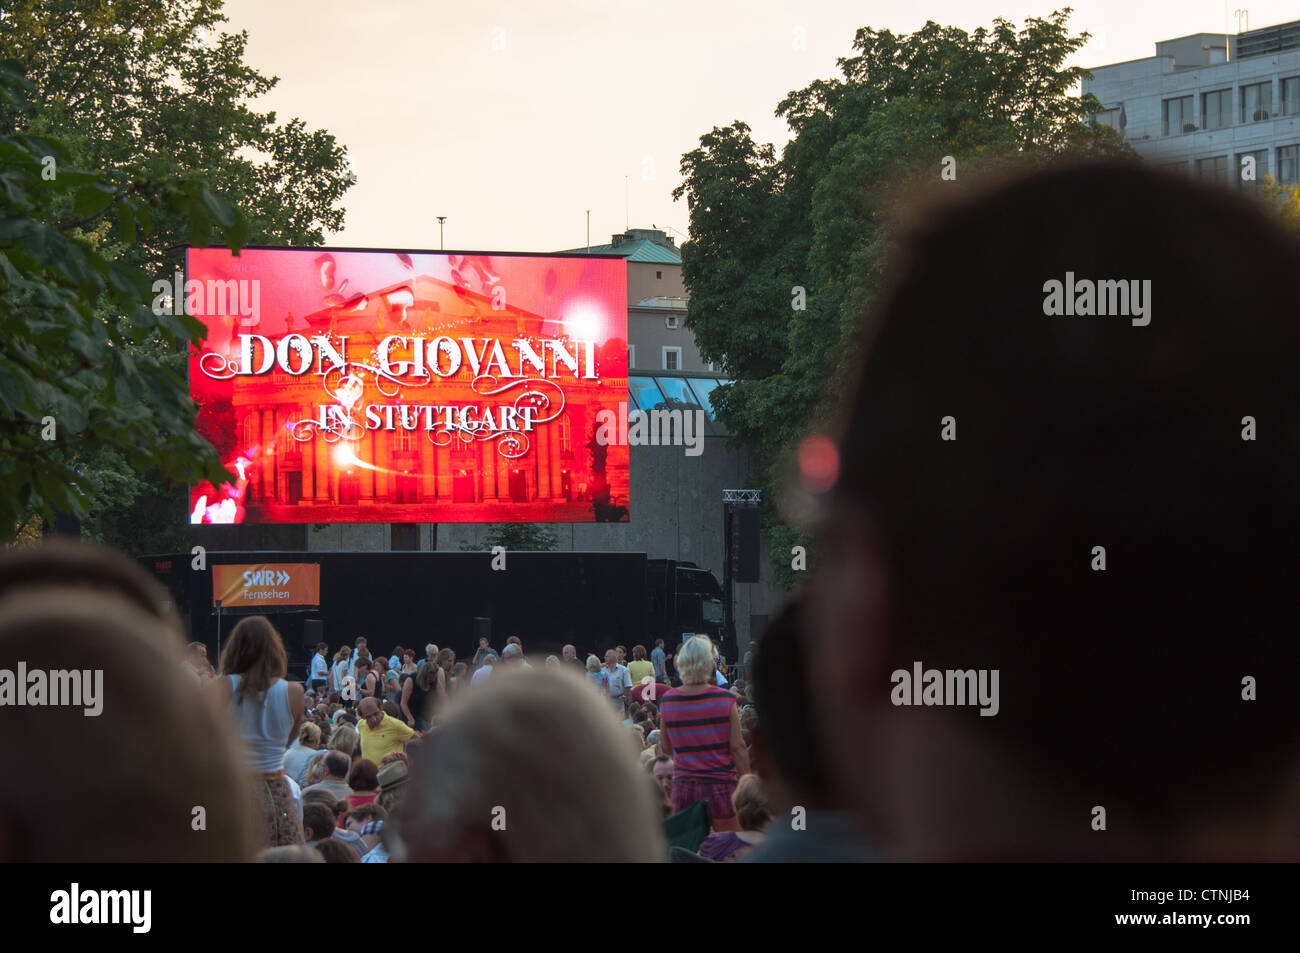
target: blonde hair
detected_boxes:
[399,667,665,862]
[329,724,359,756]
[0,554,255,860]
[674,635,716,686]
[732,773,772,832]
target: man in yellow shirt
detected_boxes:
[357,698,418,763]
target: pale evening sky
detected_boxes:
[221,0,1295,253]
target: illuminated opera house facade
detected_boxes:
[225,272,629,524]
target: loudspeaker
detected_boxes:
[730,506,761,583]
[303,618,324,651]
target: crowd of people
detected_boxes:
[3,163,1298,863]
[187,618,771,860]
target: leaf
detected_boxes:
[200,187,237,227]
[117,201,137,244]
[73,182,119,218]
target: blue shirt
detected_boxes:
[651,647,667,678]
[309,654,329,680]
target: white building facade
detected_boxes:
[1084,20,1300,189]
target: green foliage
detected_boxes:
[672,9,1130,590]
[0,56,248,536]
[1,0,355,552]
[1260,174,1300,228]
[460,524,560,552]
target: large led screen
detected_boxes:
[186,248,629,524]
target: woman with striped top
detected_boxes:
[658,635,749,832]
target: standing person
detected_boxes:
[400,657,436,729]
[561,644,585,673]
[650,639,667,683]
[308,642,330,694]
[585,654,606,691]
[471,636,493,668]
[601,649,632,714]
[437,648,456,697]
[355,658,379,701]
[384,668,402,706]
[207,615,306,847]
[471,652,497,685]
[658,636,748,832]
[388,646,403,670]
[627,645,655,685]
[356,697,419,764]
[420,643,438,672]
[348,637,369,682]
[331,647,351,699]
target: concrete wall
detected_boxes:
[627,260,685,301]
[305,436,785,656]
[629,309,707,371]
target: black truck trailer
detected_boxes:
[141,551,725,676]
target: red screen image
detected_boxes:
[186,248,629,524]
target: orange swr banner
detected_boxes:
[213,563,321,608]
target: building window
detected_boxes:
[1280,144,1300,185]
[1158,160,1189,175]
[662,347,681,371]
[628,344,635,369]
[1163,95,1194,135]
[1241,82,1272,122]
[1196,155,1229,184]
[1237,150,1268,191]
[559,414,572,453]
[1093,107,1121,130]
[656,270,663,279]
[1201,89,1232,130]
[1283,77,1300,116]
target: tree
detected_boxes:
[672,9,1129,588]
[0,0,355,553]
[460,524,559,552]
[1260,174,1300,228]
[0,58,249,537]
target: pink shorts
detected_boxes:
[671,777,736,819]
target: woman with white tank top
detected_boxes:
[207,616,306,847]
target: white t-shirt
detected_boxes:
[471,666,493,685]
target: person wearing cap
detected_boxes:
[376,759,409,814]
